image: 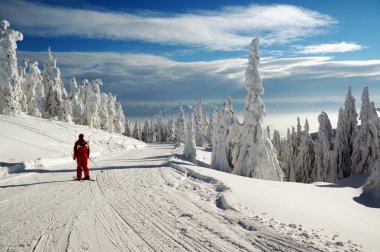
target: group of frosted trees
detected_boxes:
[0,20,125,134]
[126,100,209,147]
[272,86,380,183]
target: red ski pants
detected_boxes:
[76,156,90,179]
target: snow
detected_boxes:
[177,147,380,251]
[0,114,143,175]
[0,114,378,251]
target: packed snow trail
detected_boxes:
[0,144,357,252]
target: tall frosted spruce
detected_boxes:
[313,112,333,182]
[332,87,358,179]
[0,20,24,115]
[175,102,185,143]
[184,111,197,162]
[351,87,380,175]
[231,39,283,181]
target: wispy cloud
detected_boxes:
[295,42,363,54]
[18,51,380,106]
[1,0,335,50]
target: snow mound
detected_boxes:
[360,159,380,206]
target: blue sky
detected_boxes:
[1,0,380,134]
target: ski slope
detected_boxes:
[0,115,376,251]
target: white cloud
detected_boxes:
[17,51,380,107]
[296,42,363,54]
[1,0,335,50]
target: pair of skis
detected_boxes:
[72,177,96,181]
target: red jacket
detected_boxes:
[73,139,90,159]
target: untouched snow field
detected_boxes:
[0,114,377,251]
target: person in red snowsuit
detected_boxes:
[73,134,90,180]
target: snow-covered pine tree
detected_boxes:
[231,39,283,180]
[98,93,109,130]
[141,120,150,142]
[43,48,67,120]
[283,128,294,181]
[132,120,141,140]
[294,119,315,183]
[313,111,333,182]
[206,109,215,147]
[124,119,132,137]
[351,87,380,175]
[272,130,282,157]
[211,95,240,173]
[83,79,102,128]
[155,111,165,142]
[194,99,208,147]
[175,102,185,143]
[184,111,197,162]
[106,93,116,133]
[332,87,358,179]
[24,61,45,117]
[166,117,175,142]
[68,77,84,124]
[19,58,29,113]
[114,102,126,134]
[0,20,24,116]
[149,118,156,143]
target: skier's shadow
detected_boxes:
[0,179,75,188]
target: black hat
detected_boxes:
[79,134,84,140]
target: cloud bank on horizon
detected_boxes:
[1,0,380,133]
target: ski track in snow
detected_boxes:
[0,144,360,252]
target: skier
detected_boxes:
[73,133,91,180]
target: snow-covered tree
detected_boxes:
[272,130,282,157]
[155,112,165,142]
[124,119,132,137]
[166,117,175,142]
[194,100,208,147]
[282,128,294,181]
[351,87,380,175]
[132,120,141,140]
[114,102,126,134]
[231,38,283,181]
[24,61,45,117]
[83,79,102,128]
[313,112,333,182]
[184,112,197,162]
[68,77,84,124]
[43,48,67,119]
[19,58,29,113]
[141,120,150,142]
[106,93,116,133]
[0,20,24,116]
[175,102,185,143]
[150,118,156,143]
[211,96,238,173]
[294,119,315,183]
[98,93,109,130]
[332,87,358,179]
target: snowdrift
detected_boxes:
[0,114,144,179]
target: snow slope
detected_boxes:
[0,114,143,178]
[0,115,372,251]
[171,147,380,251]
